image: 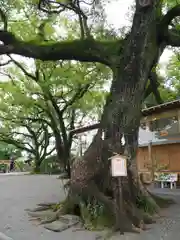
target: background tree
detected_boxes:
[167,51,180,98]
[0,55,109,175]
[0,142,21,160]
[144,74,178,107]
[0,109,54,172]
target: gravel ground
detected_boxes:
[0,174,180,240]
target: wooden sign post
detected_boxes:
[110,154,127,235]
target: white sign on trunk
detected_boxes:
[111,155,127,177]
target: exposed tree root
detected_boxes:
[26,189,173,237]
[57,173,70,180]
[27,208,63,224]
[27,198,77,225]
[39,208,65,224]
[142,212,155,224]
[25,206,51,212]
[26,177,173,236]
[37,202,58,207]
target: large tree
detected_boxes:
[0,0,179,234]
[0,55,108,176]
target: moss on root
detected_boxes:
[52,197,113,230]
[29,187,174,233]
[53,194,158,231]
[79,200,114,230]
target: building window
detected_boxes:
[149,115,178,133]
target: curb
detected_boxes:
[0,232,13,240]
[0,172,30,176]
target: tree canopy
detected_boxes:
[0,0,178,64]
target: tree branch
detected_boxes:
[46,147,56,156]
[166,29,180,47]
[8,55,36,80]
[23,117,52,128]
[144,83,152,100]
[161,5,180,27]
[0,30,121,65]
[67,108,76,149]
[0,8,8,31]
[0,59,12,66]
[61,82,91,113]
[0,137,34,153]
[144,71,163,104]
[11,131,33,139]
[40,125,50,160]
[160,5,180,46]
[148,71,163,104]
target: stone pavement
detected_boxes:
[0,174,180,240]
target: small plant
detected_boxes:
[136,195,157,215]
[80,198,113,230]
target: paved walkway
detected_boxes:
[0,174,180,240]
[0,174,98,240]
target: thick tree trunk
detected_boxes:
[64,2,162,232]
[54,130,64,164]
[34,158,41,173]
[54,130,71,177]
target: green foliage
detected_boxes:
[167,52,180,98]
[165,0,180,9]
[81,202,113,230]
[0,163,8,172]
[144,71,179,107]
[40,156,61,174]
[0,143,21,160]
[136,195,158,215]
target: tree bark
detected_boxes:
[68,2,162,232]
[54,130,71,177]
[34,157,42,173]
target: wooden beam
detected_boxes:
[70,107,180,136]
[70,123,100,135]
